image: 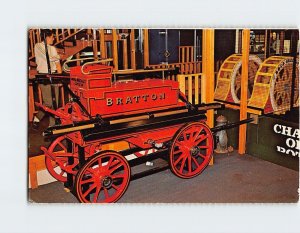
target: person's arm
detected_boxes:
[55,62,62,74]
[50,46,62,73]
[49,46,60,62]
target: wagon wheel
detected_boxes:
[169,122,213,179]
[234,60,258,101]
[228,55,261,103]
[271,63,292,111]
[75,151,130,203]
[45,136,79,182]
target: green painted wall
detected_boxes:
[216,109,299,171]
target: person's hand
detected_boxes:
[56,62,62,74]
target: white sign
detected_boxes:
[273,124,300,157]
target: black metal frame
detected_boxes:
[214,99,263,113]
[43,102,223,137]
[82,112,207,142]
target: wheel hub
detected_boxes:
[102,176,113,188]
[190,146,200,157]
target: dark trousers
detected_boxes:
[36,84,59,126]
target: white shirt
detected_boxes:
[34,42,60,73]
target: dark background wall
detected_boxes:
[149,29,179,65]
[149,29,236,65]
[215,29,236,61]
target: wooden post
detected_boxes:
[188,75,193,102]
[76,53,80,66]
[29,162,38,189]
[202,29,215,165]
[202,34,207,105]
[195,74,199,105]
[238,29,250,155]
[123,39,128,69]
[112,29,118,71]
[29,30,34,59]
[143,29,149,68]
[178,75,186,95]
[238,30,242,54]
[99,29,106,59]
[28,84,35,122]
[92,29,98,61]
[279,31,285,55]
[235,29,240,53]
[201,29,215,128]
[56,29,59,44]
[32,30,36,47]
[62,29,65,40]
[130,29,136,69]
[264,29,270,60]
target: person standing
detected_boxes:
[32,29,62,129]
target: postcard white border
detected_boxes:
[1,0,299,232]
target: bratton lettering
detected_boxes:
[106,93,166,106]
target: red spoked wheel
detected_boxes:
[169,122,213,179]
[45,136,79,182]
[75,151,130,203]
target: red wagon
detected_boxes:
[34,63,223,203]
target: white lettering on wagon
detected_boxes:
[106,93,166,106]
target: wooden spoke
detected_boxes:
[80,177,94,185]
[179,156,187,173]
[173,148,183,155]
[109,162,123,174]
[199,153,206,159]
[195,135,208,145]
[82,184,96,198]
[174,153,186,167]
[93,186,101,203]
[187,156,192,173]
[191,156,200,169]
[57,141,67,152]
[103,187,109,199]
[106,156,114,168]
[111,184,120,191]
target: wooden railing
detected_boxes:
[28,29,84,61]
[28,29,42,61]
[148,61,201,80]
[177,73,202,105]
[179,46,194,63]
